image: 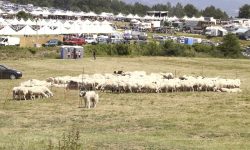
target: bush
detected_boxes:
[28,48,37,54]
[193,43,215,53]
[47,129,81,150]
[217,33,242,58]
[115,44,131,55]
[143,42,162,56]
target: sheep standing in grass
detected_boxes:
[79,91,99,109]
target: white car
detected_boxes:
[85,37,97,44]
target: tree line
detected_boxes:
[8,0,250,19]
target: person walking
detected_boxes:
[93,51,96,60]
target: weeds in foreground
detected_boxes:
[47,129,81,150]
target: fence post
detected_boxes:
[202,65,204,77]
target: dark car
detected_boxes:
[44,39,62,47]
[0,65,22,79]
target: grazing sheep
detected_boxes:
[220,88,242,93]
[28,87,48,100]
[41,71,242,94]
[12,86,53,100]
[12,86,29,100]
[79,91,99,109]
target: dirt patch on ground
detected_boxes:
[20,35,63,47]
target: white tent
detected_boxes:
[83,19,92,25]
[0,25,17,35]
[53,10,65,16]
[75,11,86,17]
[0,18,9,26]
[16,25,37,35]
[30,10,43,16]
[116,13,125,18]
[7,10,18,15]
[198,16,205,21]
[92,20,100,25]
[182,16,189,20]
[126,14,134,19]
[65,11,74,16]
[8,18,19,25]
[99,12,108,17]
[143,15,154,20]
[85,11,97,17]
[101,20,112,25]
[42,10,51,17]
[133,14,141,19]
[0,9,6,14]
[25,19,35,25]
[0,18,117,35]
[18,18,26,25]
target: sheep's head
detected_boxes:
[79,90,86,97]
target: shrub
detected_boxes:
[193,43,215,53]
[143,42,162,56]
[115,44,131,55]
[217,33,242,58]
[47,129,81,150]
[28,48,37,54]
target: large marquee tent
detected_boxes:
[0,19,116,35]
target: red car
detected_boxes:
[63,38,86,45]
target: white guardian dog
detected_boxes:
[79,90,99,109]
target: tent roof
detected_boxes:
[126,14,134,19]
[0,25,16,35]
[116,13,125,18]
[85,11,97,17]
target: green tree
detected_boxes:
[184,4,199,17]
[172,3,185,18]
[202,6,228,19]
[238,4,250,18]
[16,11,32,20]
[218,34,242,58]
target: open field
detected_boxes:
[0,57,250,149]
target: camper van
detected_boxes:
[0,36,20,46]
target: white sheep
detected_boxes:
[12,86,29,100]
[28,87,49,100]
[79,91,99,109]
[220,88,242,93]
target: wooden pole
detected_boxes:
[202,65,204,77]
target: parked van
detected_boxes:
[0,36,20,46]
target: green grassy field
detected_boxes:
[0,57,250,149]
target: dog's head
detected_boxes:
[79,90,86,97]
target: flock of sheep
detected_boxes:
[12,71,242,101]
[48,71,241,93]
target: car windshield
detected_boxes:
[0,65,8,70]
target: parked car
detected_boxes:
[97,37,108,44]
[63,38,86,45]
[123,33,133,40]
[134,40,148,44]
[85,37,98,45]
[44,39,62,47]
[138,32,148,40]
[111,38,124,44]
[0,65,22,79]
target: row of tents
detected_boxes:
[0,19,116,35]
[1,8,213,21]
